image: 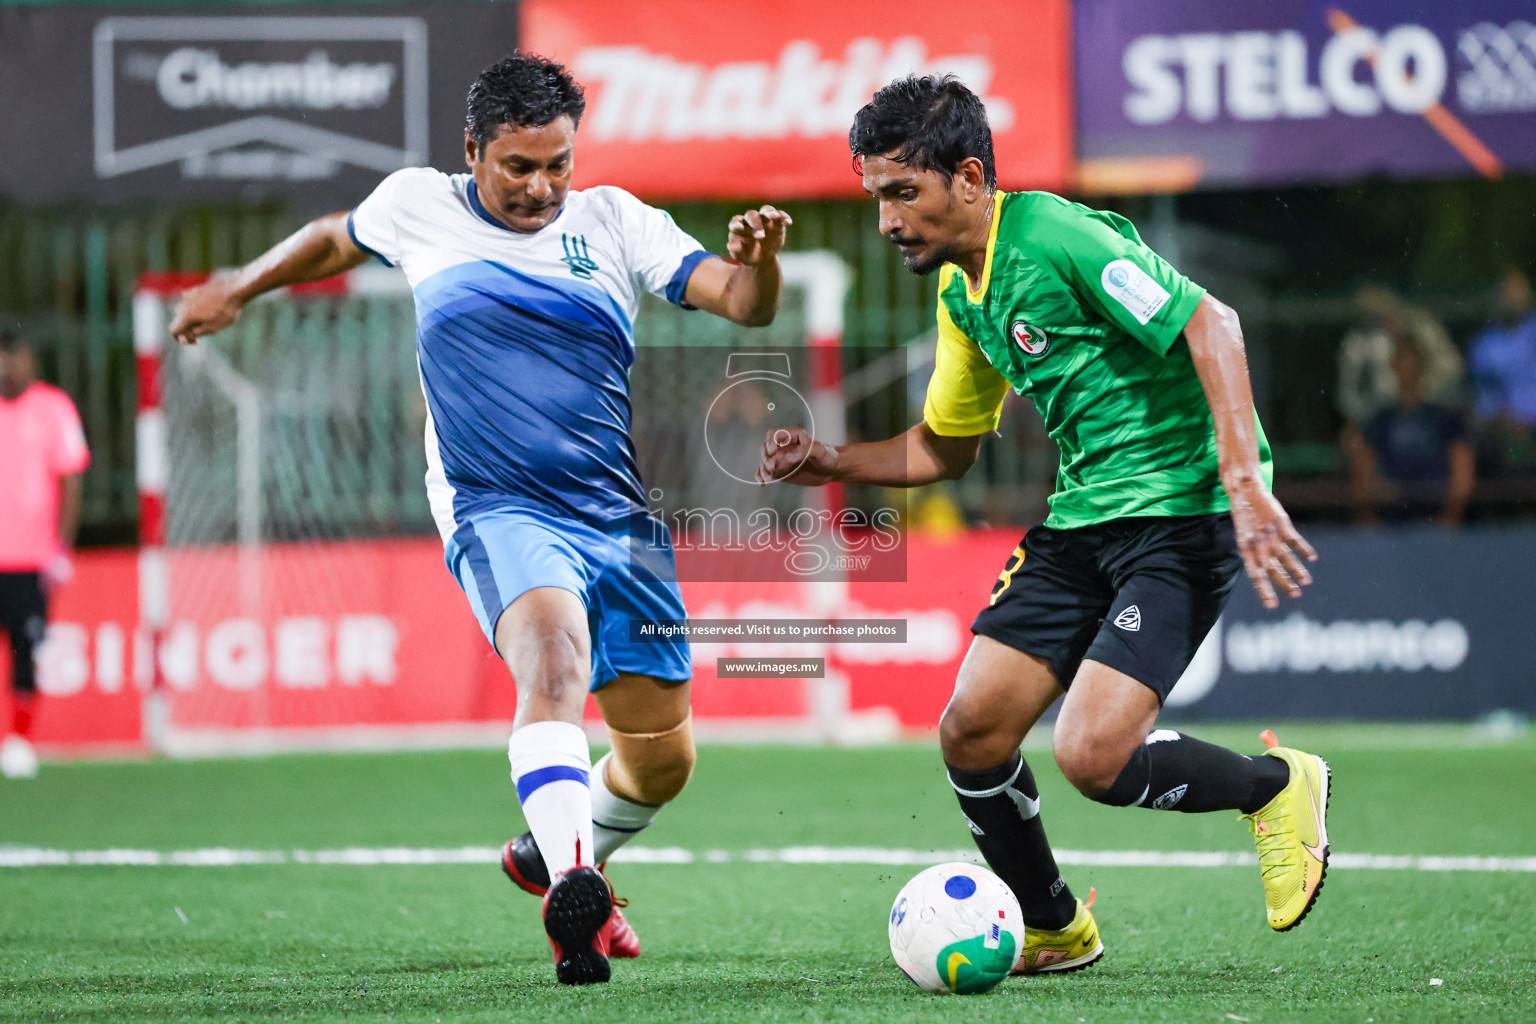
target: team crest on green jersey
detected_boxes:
[1009,319,1050,357]
[561,233,600,279]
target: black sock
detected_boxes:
[947,752,1076,931]
[1095,731,1290,814]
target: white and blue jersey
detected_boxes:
[349,168,709,534]
[349,168,703,685]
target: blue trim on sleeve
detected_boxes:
[665,249,715,308]
[515,764,590,802]
[346,210,393,267]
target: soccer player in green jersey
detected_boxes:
[760,76,1331,973]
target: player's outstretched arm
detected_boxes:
[1184,293,1318,609]
[756,422,981,488]
[684,205,793,327]
[167,212,370,345]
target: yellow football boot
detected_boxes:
[1242,730,1331,931]
[1012,888,1104,975]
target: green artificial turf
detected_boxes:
[2,725,1534,1023]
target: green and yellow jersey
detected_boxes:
[923,190,1273,529]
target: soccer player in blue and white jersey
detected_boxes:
[168,53,791,986]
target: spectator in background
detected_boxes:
[0,332,90,779]
[1343,334,1474,526]
[1336,284,1463,427]
[1468,265,1536,468]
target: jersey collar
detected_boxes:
[965,191,1007,305]
[466,180,565,232]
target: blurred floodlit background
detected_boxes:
[2,0,1534,753]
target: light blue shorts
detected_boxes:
[444,507,691,690]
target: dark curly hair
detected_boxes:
[848,75,996,189]
[466,52,586,155]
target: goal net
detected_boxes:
[133,253,878,755]
[135,270,440,753]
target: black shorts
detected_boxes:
[971,514,1242,702]
[0,571,47,695]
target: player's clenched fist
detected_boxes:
[168,277,246,347]
[727,205,793,267]
[756,425,838,486]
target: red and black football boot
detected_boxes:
[500,832,550,896]
[502,833,641,959]
[542,866,613,985]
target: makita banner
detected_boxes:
[1075,0,1536,191]
[0,4,518,206]
[521,0,1072,199]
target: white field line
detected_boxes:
[2,845,1536,873]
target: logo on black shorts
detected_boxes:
[1113,605,1142,631]
[1009,319,1049,357]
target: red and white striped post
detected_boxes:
[131,268,405,750]
[134,275,168,751]
[779,253,852,738]
[133,272,206,751]
[781,252,852,516]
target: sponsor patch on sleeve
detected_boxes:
[1100,258,1171,325]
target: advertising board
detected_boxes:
[1075,0,1536,190]
[522,0,1072,198]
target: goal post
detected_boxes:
[132,251,885,755]
[134,266,434,753]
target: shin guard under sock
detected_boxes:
[589,752,663,863]
[948,752,1076,931]
[508,721,594,878]
[1096,730,1290,813]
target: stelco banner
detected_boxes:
[521,0,1072,199]
[1075,0,1536,190]
[0,4,518,206]
[6,528,1534,753]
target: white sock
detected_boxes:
[589,752,664,863]
[508,721,593,878]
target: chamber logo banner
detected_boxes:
[93,17,428,184]
[0,3,517,204]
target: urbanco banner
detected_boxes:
[1162,526,1536,722]
[521,0,1072,200]
[1075,0,1536,191]
[0,4,519,207]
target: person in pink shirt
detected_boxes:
[0,332,89,779]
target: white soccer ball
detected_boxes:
[887,862,1024,994]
